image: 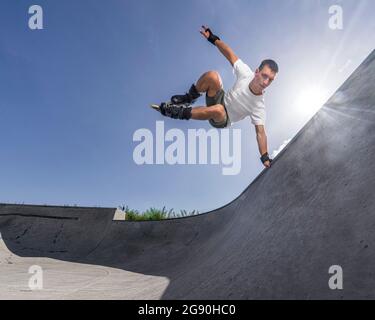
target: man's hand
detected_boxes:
[256,125,272,169]
[263,160,272,168]
[199,25,220,45]
[200,25,238,66]
[199,25,210,40]
[260,153,272,169]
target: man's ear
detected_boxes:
[255,68,260,74]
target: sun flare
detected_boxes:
[295,85,329,116]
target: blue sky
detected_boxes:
[1,0,374,212]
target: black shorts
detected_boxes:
[205,89,229,129]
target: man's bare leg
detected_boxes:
[159,71,225,122]
[191,104,226,123]
[195,71,223,98]
[170,70,223,105]
[191,71,226,123]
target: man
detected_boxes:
[154,26,278,168]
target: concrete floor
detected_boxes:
[0,49,375,300]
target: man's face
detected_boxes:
[253,65,277,92]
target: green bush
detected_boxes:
[121,205,199,221]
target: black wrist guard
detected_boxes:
[205,27,221,45]
[260,152,272,164]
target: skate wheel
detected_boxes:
[150,104,161,112]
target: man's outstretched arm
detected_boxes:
[200,25,239,66]
[255,125,272,168]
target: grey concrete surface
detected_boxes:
[1,49,375,300]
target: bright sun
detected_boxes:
[295,85,329,117]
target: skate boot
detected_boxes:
[171,84,201,106]
[152,102,192,120]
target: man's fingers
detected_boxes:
[199,29,208,37]
[263,160,272,168]
[201,25,209,32]
[199,25,210,38]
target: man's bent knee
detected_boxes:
[207,71,223,86]
[205,71,223,97]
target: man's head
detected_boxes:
[252,59,279,93]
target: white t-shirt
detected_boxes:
[224,59,266,127]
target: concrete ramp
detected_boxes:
[1,49,375,300]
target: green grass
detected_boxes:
[121,205,199,221]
